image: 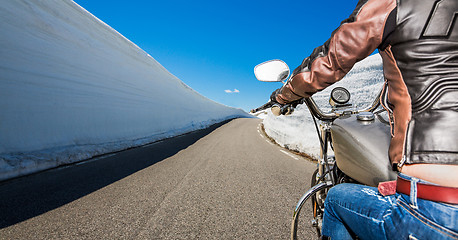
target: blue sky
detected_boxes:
[74,0,359,112]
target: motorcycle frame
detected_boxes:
[290,91,382,240]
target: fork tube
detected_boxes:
[319,124,327,177]
[321,125,335,185]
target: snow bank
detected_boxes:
[0,0,249,181]
[263,54,384,158]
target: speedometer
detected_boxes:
[330,87,350,105]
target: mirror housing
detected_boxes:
[254,60,290,82]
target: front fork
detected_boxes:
[319,122,336,185]
[291,122,336,240]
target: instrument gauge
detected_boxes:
[330,87,350,105]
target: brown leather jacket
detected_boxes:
[276,0,458,169]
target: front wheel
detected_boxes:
[291,181,333,240]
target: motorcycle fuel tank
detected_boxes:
[330,113,397,186]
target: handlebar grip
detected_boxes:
[271,103,294,116]
[271,105,282,116]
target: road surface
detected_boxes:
[0,118,316,239]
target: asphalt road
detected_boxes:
[0,118,316,239]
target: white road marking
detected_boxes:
[280,150,299,160]
[258,124,300,158]
[257,124,264,138]
[258,123,276,146]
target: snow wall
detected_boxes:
[262,54,385,159]
[0,0,250,181]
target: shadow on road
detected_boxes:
[0,119,232,228]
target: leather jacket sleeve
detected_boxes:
[276,0,396,104]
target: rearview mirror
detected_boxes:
[254,60,290,82]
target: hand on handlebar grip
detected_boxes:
[271,105,282,116]
[271,98,305,116]
[271,104,294,116]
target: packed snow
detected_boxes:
[262,54,385,159]
[0,0,250,181]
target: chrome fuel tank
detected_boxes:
[330,113,397,186]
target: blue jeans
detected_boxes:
[321,174,458,240]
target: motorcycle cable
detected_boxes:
[310,105,325,152]
[315,166,334,184]
[308,101,337,185]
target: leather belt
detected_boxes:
[396,176,458,205]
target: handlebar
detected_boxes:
[296,88,382,121]
[253,59,383,121]
[252,87,382,121]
